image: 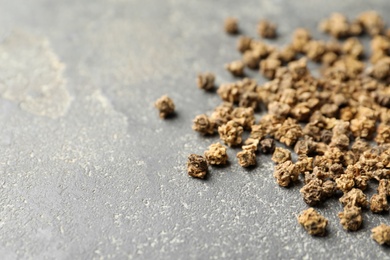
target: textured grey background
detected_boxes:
[0,0,389,259]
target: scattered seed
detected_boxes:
[154,95,175,118]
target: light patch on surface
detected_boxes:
[0,31,72,118]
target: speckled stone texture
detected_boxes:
[0,0,389,259]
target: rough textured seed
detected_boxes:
[372,224,390,245]
[187,154,208,179]
[322,180,336,198]
[192,114,215,135]
[378,179,390,196]
[335,173,355,193]
[237,149,256,167]
[260,58,281,79]
[357,11,384,36]
[319,13,351,38]
[197,72,215,91]
[298,208,328,236]
[338,205,362,231]
[231,107,255,130]
[225,60,245,77]
[300,178,323,206]
[305,40,326,62]
[272,147,291,164]
[217,83,240,103]
[237,36,253,53]
[273,160,298,187]
[260,138,275,154]
[224,17,239,34]
[204,143,228,165]
[376,124,390,144]
[218,120,244,147]
[210,102,233,127]
[292,28,311,52]
[339,188,368,208]
[274,118,303,146]
[257,19,277,39]
[243,50,261,69]
[154,95,175,118]
[370,193,389,213]
[342,37,364,58]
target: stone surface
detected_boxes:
[0,0,389,259]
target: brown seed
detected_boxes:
[351,138,370,156]
[197,73,215,91]
[319,13,350,38]
[294,136,317,156]
[187,154,208,179]
[372,224,390,245]
[204,143,228,165]
[339,188,368,208]
[224,17,239,34]
[257,19,277,39]
[273,160,298,187]
[268,101,291,118]
[300,178,323,206]
[279,45,297,63]
[338,205,362,231]
[260,58,281,79]
[357,11,384,36]
[371,35,390,53]
[242,140,259,152]
[274,118,303,147]
[288,58,308,79]
[237,36,253,53]
[218,120,244,147]
[225,60,245,77]
[305,40,326,62]
[321,52,338,66]
[192,114,215,135]
[260,138,275,154]
[210,102,233,127]
[217,83,240,103]
[342,37,364,59]
[154,95,175,118]
[370,193,389,213]
[239,91,260,110]
[296,155,314,173]
[242,50,261,69]
[292,28,311,52]
[368,57,390,80]
[322,180,336,198]
[272,147,291,164]
[378,179,390,196]
[247,124,267,141]
[231,107,255,130]
[298,208,328,236]
[237,149,256,167]
[329,134,350,150]
[335,173,355,193]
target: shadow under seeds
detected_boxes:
[203,86,217,94]
[164,111,178,120]
[242,164,258,172]
[211,160,231,169]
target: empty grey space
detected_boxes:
[0,0,389,259]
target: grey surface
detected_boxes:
[0,0,389,259]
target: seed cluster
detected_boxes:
[156,11,390,245]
